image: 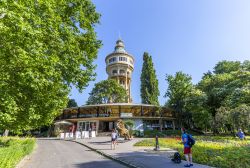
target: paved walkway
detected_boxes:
[75,137,213,168]
[20,139,126,168]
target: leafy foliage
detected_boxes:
[135,136,250,168]
[140,52,160,105]
[0,137,35,168]
[67,99,78,108]
[86,79,128,104]
[0,0,101,132]
[165,60,250,133]
[197,60,250,133]
[164,71,194,127]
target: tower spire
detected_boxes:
[118,31,121,40]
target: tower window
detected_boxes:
[112,70,117,74]
[109,57,117,63]
[130,59,133,64]
[119,57,127,62]
[119,70,125,74]
[120,80,125,85]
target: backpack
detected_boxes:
[187,134,195,147]
[171,152,181,163]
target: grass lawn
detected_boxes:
[0,137,36,168]
[134,136,250,168]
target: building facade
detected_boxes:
[56,40,175,139]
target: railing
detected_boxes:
[111,73,131,78]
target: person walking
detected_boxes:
[181,128,193,167]
[237,129,245,140]
[111,129,117,150]
[88,127,92,138]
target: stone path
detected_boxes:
[74,137,214,168]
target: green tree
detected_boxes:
[230,105,250,132]
[198,60,250,133]
[140,52,160,105]
[164,71,193,127]
[184,89,212,131]
[67,99,78,108]
[86,79,127,104]
[213,60,241,74]
[0,0,101,133]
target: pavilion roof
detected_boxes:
[64,103,158,110]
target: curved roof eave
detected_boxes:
[80,103,158,108]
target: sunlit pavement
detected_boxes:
[21,139,127,168]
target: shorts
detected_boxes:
[111,138,116,142]
[184,147,191,154]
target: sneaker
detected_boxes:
[190,164,193,166]
[184,164,190,167]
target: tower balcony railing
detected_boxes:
[107,61,134,68]
[111,73,131,78]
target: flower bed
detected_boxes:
[134,136,250,168]
[0,137,36,168]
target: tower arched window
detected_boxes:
[119,69,125,74]
[120,80,125,85]
[112,70,117,75]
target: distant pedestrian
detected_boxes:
[181,128,193,167]
[154,135,160,150]
[237,129,245,140]
[111,129,117,150]
[89,127,92,138]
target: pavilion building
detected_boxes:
[56,39,175,138]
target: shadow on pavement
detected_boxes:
[73,160,127,168]
[36,137,61,140]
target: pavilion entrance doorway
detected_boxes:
[99,121,115,132]
[77,121,97,138]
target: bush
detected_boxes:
[134,136,250,168]
[133,130,144,137]
[143,130,182,138]
[0,137,36,168]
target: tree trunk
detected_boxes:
[159,118,163,132]
[3,129,9,136]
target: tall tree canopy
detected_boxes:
[165,60,250,133]
[164,71,193,127]
[197,60,250,132]
[0,0,101,133]
[140,52,160,105]
[86,79,127,105]
[67,99,78,108]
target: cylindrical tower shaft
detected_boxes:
[105,39,134,103]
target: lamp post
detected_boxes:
[154,135,160,151]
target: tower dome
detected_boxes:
[105,39,134,103]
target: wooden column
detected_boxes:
[141,106,144,116]
[172,120,176,130]
[97,107,100,117]
[119,105,121,117]
[77,108,80,118]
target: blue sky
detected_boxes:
[70,0,250,106]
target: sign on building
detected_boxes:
[120,113,133,118]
